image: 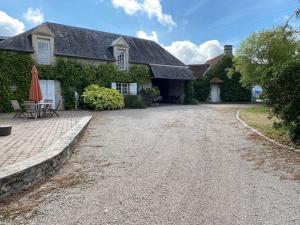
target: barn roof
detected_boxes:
[150,64,195,80]
[188,64,210,80]
[0,22,186,67]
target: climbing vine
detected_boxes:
[0,50,151,111]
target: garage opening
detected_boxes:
[152,79,185,104]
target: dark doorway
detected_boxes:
[152,79,181,103]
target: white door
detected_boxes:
[211,84,221,103]
[40,80,56,106]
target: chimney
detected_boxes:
[224,45,233,56]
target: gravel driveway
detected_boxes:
[1,104,300,225]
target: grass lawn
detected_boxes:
[240,106,294,146]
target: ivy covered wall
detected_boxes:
[193,56,251,103]
[0,50,151,112]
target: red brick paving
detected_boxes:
[0,111,91,168]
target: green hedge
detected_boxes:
[264,59,300,143]
[0,50,151,112]
[124,95,146,109]
[193,56,251,102]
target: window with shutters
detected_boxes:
[116,83,129,94]
[117,49,126,70]
[37,38,51,65]
[112,82,137,95]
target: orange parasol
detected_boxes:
[29,65,43,102]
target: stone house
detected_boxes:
[189,45,233,103]
[0,22,195,106]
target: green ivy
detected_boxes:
[0,50,151,112]
[193,56,251,102]
[0,51,33,112]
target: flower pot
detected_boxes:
[0,125,12,136]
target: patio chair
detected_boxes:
[42,99,53,116]
[11,100,25,118]
[50,100,61,117]
[24,101,38,119]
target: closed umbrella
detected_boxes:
[29,65,43,102]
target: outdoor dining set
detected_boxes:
[10,65,60,119]
[11,99,60,119]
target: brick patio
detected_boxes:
[0,111,91,168]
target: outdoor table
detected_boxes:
[22,102,53,118]
[38,102,53,117]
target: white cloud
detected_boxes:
[136,30,224,64]
[112,0,141,15]
[112,0,176,28]
[136,30,158,42]
[0,10,25,36]
[24,8,44,25]
[163,40,223,64]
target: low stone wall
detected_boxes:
[0,115,92,199]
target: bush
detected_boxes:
[184,81,195,104]
[82,84,125,110]
[264,59,300,143]
[194,79,210,102]
[140,87,160,107]
[189,98,199,105]
[124,95,146,109]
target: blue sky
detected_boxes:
[0,0,299,64]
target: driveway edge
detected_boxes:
[236,109,299,152]
[0,115,92,199]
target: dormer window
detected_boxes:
[117,49,126,70]
[37,38,51,65]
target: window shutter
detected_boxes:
[129,83,137,95]
[111,82,117,90]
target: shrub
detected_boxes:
[184,81,195,104]
[82,84,125,110]
[124,95,146,109]
[140,87,160,107]
[189,98,199,105]
[264,59,300,143]
[194,79,210,102]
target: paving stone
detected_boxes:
[0,111,91,168]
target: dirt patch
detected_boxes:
[242,133,300,181]
[0,172,85,221]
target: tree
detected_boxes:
[233,26,300,143]
[233,26,299,87]
[264,59,300,143]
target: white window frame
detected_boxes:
[117,49,126,70]
[116,83,129,95]
[37,38,51,65]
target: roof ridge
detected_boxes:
[44,22,158,44]
[150,63,188,68]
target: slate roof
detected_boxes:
[0,22,185,67]
[150,64,195,80]
[210,77,224,84]
[188,54,227,80]
[0,36,10,42]
[205,54,224,66]
[188,64,210,80]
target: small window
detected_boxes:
[37,39,51,65]
[116,83,129,95]
[117,49,126,70]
